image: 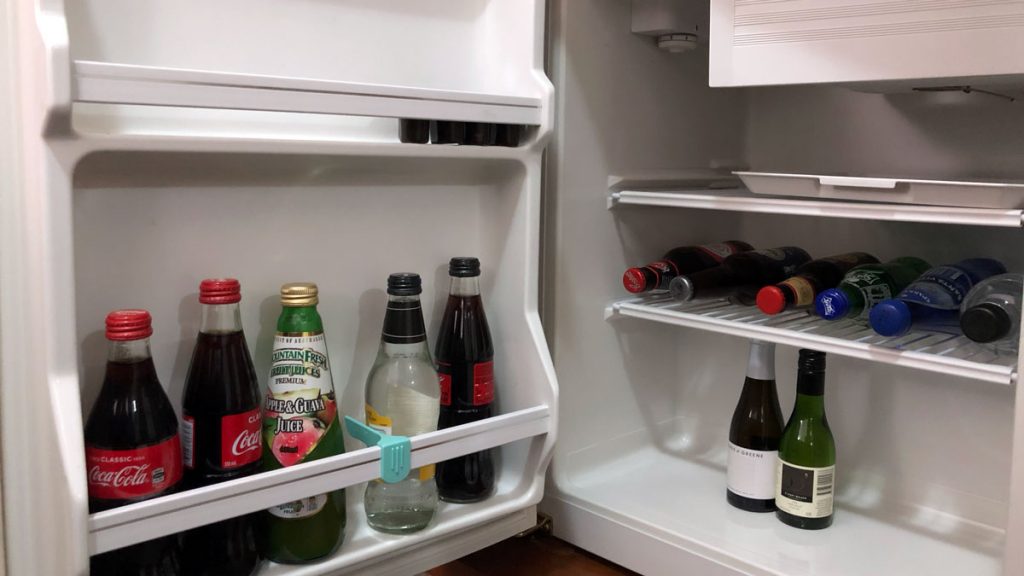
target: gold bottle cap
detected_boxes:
[280,282,319,307]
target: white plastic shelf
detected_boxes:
[550,439,1002,576]
[608,189,1024,228]
[88,405,549,555]
[606,297,1017,385]
[74,61,544,126]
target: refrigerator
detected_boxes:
[4,0,1024,575]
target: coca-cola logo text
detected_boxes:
[231,428,261,456]
[88,464,152,488]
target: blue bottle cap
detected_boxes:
[815,288,849,320]
[869,299,912,337]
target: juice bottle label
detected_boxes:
[86,435,182,500]
[221,409,262,469]
[265,332,337,468]
[268,494,328,519]
[775,460,835,518]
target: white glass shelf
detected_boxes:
[88,405,549,555]
[606,296,1017,385]
[74,61,544,126]
[608,188,1024,228]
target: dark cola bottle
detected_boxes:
[181,279,262,575]
[84,310,184,575]
[435,258,496,502]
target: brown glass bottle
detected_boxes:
[622,241,754,294]
[435,257,496,502]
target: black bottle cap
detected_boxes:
[387,273,422,296]
[449,257,481,277]
[798,349,827,373]
[961,303,1012,343]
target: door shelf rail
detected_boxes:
[608,188,1024,228]
[88,405,550,555]
[606,297,1017,385]
[74,61,544,126]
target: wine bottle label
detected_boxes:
[727,443,777,500]
[221,409,262,469]
[265,332,337,468]
[697,243,737,261]
[781,276,816,307]
[181,416,195,469]
[776,460,835,518]
[86,435,183,500]
[268,494,328,519]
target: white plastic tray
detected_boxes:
[735,172,1024,209]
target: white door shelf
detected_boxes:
[608,189,1024,228]
[89,405,550,555]
[606,297,1017,385]
[74,61,545,126]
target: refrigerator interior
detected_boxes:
[542,1,1024,576]
[3,0,557,574]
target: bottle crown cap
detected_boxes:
[815,288,849,320]
[868,299,912,337]
[387,273,422,296]
[756,285,787,315]
[280,282,319,307]
[622,268,647,293]
[961,302,1012,343]
[105,309,153,341]
[199,278,241,304]
[449,257,481,278]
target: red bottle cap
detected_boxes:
[756,286,787,315]
[199,278,242,304]
[622,268,647,294]
[105,309,154,341]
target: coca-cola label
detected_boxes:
[86,435,182,501]
[473,361,495,406]
[439,371,452,407]
[221,409,262,469]
[265,332,338,468]
[182,416,195,469]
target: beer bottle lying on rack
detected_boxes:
[668,246,811,302]
[757,252,879,315]
[814,257,931,322]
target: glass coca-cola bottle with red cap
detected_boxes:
[84,310,184,575]
[622,241,754,294]
[180,279,262,576]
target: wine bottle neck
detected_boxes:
[449,276,481,297]
[792,392,827,417]
[200,302,243,333]
[794,371,826,416]
[746,340,775,380]
[107,338,152,363]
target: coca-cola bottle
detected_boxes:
[622,241,754,294]
[84,310,184,576]
[180,279,262,575]
[435,258,495,502]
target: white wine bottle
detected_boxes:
[727,340,784,512]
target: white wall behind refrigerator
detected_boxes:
[542,1,1024,575]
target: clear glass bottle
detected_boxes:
[960,273,1023,354]
[364,273,440,533]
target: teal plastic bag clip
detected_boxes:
[344,416,411,484]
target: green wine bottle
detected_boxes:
[260,283,346,563]
[776,349,835,530]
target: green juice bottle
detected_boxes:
[776,349,836,530]
[260,283,346,563]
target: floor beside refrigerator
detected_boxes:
[549,439,1003,576]
[428,533,637,576]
